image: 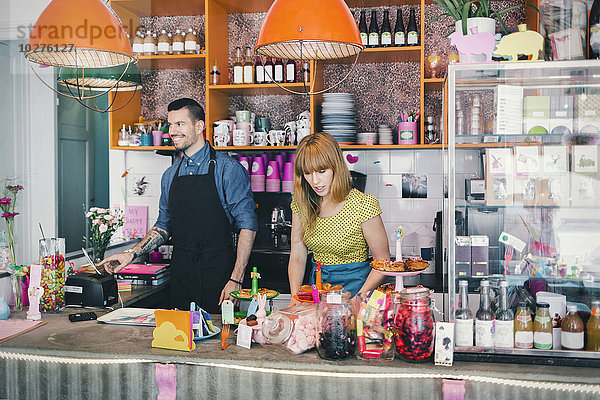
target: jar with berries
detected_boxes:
[394,286,434,362]
[316,290,356,360]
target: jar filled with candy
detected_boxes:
[261,303,318,354]
[316,290,356,360]
[356,288,395,360]
[394,286,434,362]
[39,238,66,312]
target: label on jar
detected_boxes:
[394,32,405,46]
[515,330,533,348]
[561,331,584,350]
[157,42,169,53]
[173,41,184,52]
[454,318,473,347]
[326,292,342,304]
[368,33,379,46]
[407,31,418,45]
[132,43,144,54]
[533,331,552,349]
[185,40,196,52]
[381,32,392,45]
[360,33,368,46]
[475,320,494,347]
[494,320,514,348]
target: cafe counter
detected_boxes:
[2,305,600,399]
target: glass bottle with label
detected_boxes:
[285,59,295,83]
[152,33,159,55]
[368,10,379,48]
[185,28,197,54]
[358,10,368,47]
[533,302,553,349]
[157,30,169,55]
[255,55,265,84]
[167,33,173,55]
[394,9,405,46]
[587,300,600,351]
[455,280,474,347]
[561,305,584,350]
[494,281,514,348]
[243,47,254,84]
[132,31,144,55]
[380,10,392,47]
[274,58,284,83]
[143,30,154,56]
[475,280,494,347]
[264,57,274,83]
[172,29,185,55]
[514,302,533,349]
[233,47,243,84]
[407,8,418,45]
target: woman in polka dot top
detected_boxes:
[288,132,390,300]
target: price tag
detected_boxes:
[221,300,234,325]
[326,292,342,304]
[236,324,253,349]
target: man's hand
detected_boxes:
[97,252,135,275]
[219,280,242,306]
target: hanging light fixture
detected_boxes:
[24,0,138,112]
[255,0,363,95]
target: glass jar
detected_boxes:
[316,290,356,360]
[355,290,395,360]
[394,286,434,362]
[39,238,66,312]
[533,302,553,349]
[262,303,318,354]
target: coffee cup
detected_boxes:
[296,128,311,143]
[256,117,271,133]
[233,129,251,146]
[284,121,297,145]
[235,110,252,123]
[267,130,286,146]
[253,131,269,146]
[214,133,230,147]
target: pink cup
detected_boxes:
[238,156,250,173]
[274,154,285,176]
[288,153,296,165]
[251,157,265,176]
[261,154,269,171]
[282,162,294,182]
[152,131,162,146]
[267,161,280,179]
[398,122,418,145]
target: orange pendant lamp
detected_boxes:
[25,0,135,68]
[255,0,363,60]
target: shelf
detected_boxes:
[207,82,313,96]
[110,0,204,17]
[346,0,422,6]
[216,144,444,151]
[323,46,421,64]
[454,142,543,148]
[111,146,176,150]
[424,77,446,89]
[137,54,205,70]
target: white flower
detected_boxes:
[85,212,93,218]
[97,208,107,214]
[104,215,113,221]
[99,224,108,233]
[93,219,100,225]
[90,207,100,212]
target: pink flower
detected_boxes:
[99,224,108,233]
[2,212,19,218]
[0,198,10,206]
[85,212,93,218]
[6,185,23,192]
[93,219,100,225]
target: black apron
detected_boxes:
[168,146,234,313]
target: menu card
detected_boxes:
[496,85,524,135]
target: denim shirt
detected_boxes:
[155,142,258,235]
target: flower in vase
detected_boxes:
[0,198,10,206]
[83,205,125,262]
[1,180,23,266]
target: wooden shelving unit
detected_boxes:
[137,54,205,70]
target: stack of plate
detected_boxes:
[378,125,393,145]
[321,93,356,145]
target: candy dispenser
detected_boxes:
[316,290,356,360]
[39,238,66,312]
[394,286,434,362]
[356,290,395,360]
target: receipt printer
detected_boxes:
[65,273,118,307]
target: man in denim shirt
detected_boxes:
[101,98,257,312]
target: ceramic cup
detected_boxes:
[236,110,252,123]
[214,133,230,147]
[233,129,251,146]
[296,128,311,143]
[284,121,297,145]
[267,130,286,146]
[152,130,162,146]
[256,117,271,133]
[253,131,269,146]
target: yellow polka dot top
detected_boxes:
[291,188,382,265]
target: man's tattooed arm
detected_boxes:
[129,227,169,258]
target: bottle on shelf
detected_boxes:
[152,33,158,55]
[514,302,533,349]
[494,281,514,348]
[255,55,265,84]
[118,124,130,146]
[185,28,197,54]
[455,280,474,347]
[533,302,553,350]
[425,115,439,144]
[168,33,173,55]
[381,10,392,47]
[264,57,274,83]
[587,300,600,351]
[172,29,185,55]
[157,29,169,55]
[243,47,254,84]
[285,59,296,83]
[561,305,584,350]
[143,30,154,56]
[132,31,144,55]
[358,10,368,47]
[194,30,201,54]
[394,9,406,47]
[407,8,419,46]
[302,61,310,83]
[368,10,379,48]
[274,58,284,83]
[210,59,220,85]
[233,47,244,84]
[475,280,494,347]
[590,0,600,59]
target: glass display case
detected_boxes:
[445,60,600,364]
